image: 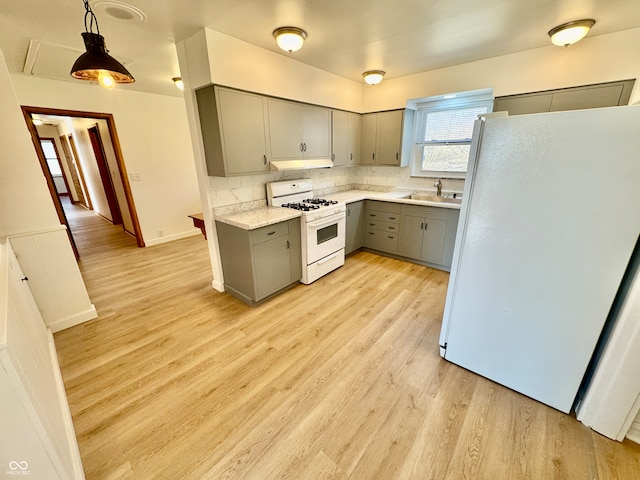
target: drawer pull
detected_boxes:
[387,235,395,239]
[389,216,396,220]
[368,232,375,235]
[267,231,276,236]
[389,226,395,230]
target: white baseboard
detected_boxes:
[48,330,86,479]
[47,305,98,333]
[144,229,201,247]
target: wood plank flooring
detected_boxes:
[53,202,640,479]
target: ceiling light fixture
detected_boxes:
[173,77,184,91]
[362,70,385,86]
[548,19,596,47]
[70,0,135,89]
[273,27,307,53]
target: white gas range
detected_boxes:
[266,180,346,284]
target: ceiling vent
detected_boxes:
[90,1,147,23]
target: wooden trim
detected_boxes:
[67,134,93,210]
[21,105,145,247]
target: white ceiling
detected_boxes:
[1,0,639,98]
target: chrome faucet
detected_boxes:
[434,180,443,197]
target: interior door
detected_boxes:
[88,126,122,225]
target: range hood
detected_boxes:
[269,158,334,171]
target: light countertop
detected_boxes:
[215,189,461,230]
[215,207,301,230]
[323,190,462,209]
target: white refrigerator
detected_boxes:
[439,106,640,413]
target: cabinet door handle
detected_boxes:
[350,153,353,160]
[267,231,276,236]
[372,152,375,161]
[286,240,290,249]
[331,153,335,162]
[300,143,304,152]
[420,222,424,230]
[347,209,350,216]
[263,155,267,165]
[396,152,399,160]
[303,143,307,152]
[424,223,428,230]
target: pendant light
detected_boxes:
[70,0,135,88]
[273,27,307,53]
[548,19,596,47]
[362,70,385,85]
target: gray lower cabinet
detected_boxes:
[215,219,301,305]
[399,204,460,269]
[363,201,402,254]
[345,200,364,254]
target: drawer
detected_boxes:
[251,221,289,245]
[364,229,399,253]
[366,210,400,223]
[366,219,399,233]
[366,200,402,214]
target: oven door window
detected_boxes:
[317,223,338,245]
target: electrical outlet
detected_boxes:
[130,172,141,181]
[157,230,164,237]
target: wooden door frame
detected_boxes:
[66,134,93,210]
[21,106,145,247]
[87,125,123,225]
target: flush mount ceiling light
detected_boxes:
[548,19,596,47]
[70,0,135,89]
[362,70,385,85]
[273,27,307,53]
[172,77,184,90]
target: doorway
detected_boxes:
[21,106,145,255]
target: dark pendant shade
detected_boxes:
[70,32,134,83]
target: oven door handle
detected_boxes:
[307,211,346,229]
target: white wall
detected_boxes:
[0,49,96,330]
[362,27,640,112]
[11,74,202,246]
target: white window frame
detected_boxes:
[411,92,493,179]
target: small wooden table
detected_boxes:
[188,213,206,239]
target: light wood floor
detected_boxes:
[54,202,640,480]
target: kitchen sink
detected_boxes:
[410,194,463,204]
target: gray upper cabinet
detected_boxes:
[494,79,635,116]
[359,110,412,166]
[268,99,331,160]
[331,111,361,167]
[196,85,269,176]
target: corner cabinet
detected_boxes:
[331,111,361,167]
[1,241,85,479]
[345,201,365,254]
[196,85,270,176]
[399,204,460,269]
[215,219,301,306]
[359,109,413,166]
[267,99,331,160]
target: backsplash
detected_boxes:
[208,165,465,214]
